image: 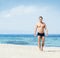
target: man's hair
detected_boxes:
[39,16,43,19]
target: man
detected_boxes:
[34,16,48,51]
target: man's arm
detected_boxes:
[45,24,48,36]
[34,24,37,36]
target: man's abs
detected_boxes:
[37,28,44,33]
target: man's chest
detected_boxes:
[38,23,45,28]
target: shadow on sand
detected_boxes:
[44,50,60,52]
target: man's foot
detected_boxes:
[38,46,41,51]
[41,47,43,51]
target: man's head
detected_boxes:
[39,16,43,22]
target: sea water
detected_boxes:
[0,34,60,47]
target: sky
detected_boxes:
[0,0,60,34]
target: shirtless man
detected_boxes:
[34,16,48,51]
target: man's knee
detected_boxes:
[42,37,45,43]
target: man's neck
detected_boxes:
[40,21,43,23]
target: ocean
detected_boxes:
[0,34,60,47]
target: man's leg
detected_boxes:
[41,36,45,51]
[38,36,41,50]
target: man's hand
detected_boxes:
[34,33,36,37]
[46,33,48,36]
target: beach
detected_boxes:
[0,44,60,58]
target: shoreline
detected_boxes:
[1,43,60,47]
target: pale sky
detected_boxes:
[0,0,60,34]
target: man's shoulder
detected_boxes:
[42,22,46,24]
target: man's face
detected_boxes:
[39,18,43,22]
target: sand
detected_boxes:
[0,44,60,58]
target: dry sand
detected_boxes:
[0,44,60,58]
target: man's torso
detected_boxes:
[37,22,45,33]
